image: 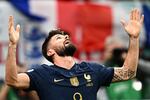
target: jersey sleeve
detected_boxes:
[25,68,38,91]
[89,62,114,86]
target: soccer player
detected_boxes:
[5,8,144,100]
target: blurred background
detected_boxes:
[0,0,150,100]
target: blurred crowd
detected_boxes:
[0,0,150,100]
[1,35,150,100]
[99,35,150,100]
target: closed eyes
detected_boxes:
[56,36,61,40]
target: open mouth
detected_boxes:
[64,39,70,45]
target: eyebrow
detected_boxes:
[53,34,69,40]
[53,34,63,40]
[55,34,62,38]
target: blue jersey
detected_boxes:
[26,62,114,100]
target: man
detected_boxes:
[0,64,39,100]
[6,8,144,100]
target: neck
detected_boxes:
[53,56,75,70]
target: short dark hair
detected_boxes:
[42,29,69,63]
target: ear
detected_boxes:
[47,49,55,56]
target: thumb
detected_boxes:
[140,14,144,24]
[120,19,127,28]
[16,24,20,33]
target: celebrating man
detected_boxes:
[6,8,144,100]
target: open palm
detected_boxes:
[8,16,20,44]
[121,9,144,38]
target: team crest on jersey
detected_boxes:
[70,77,79,86]
[84,73,91,82]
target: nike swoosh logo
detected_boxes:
[54,78,64,83]
[27,69,34,72]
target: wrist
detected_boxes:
[129,36,139,40]
[9,42,17,48]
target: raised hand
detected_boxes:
[121,8,144,38]
[8,16,20,45]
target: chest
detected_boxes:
[36,72,99,100]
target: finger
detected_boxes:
[140,14,144,24]
[132,8,136,20]
[130,8,134,20]
[137,9,141,21]
[16,24,20,33]
[134,8,138,20]
[9,16,14,27]
[9,16,14,32]
[135,8,140,21]
[8,16,11,31]
[137,10,141,21]
[120,19,127,27]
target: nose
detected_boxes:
[65,35,69,39]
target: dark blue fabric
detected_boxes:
[9,0,46,22]
[143,4,150,47]
[26,62,114,100]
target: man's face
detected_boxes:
[48,34,76,57]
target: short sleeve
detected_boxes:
[25,68,37,91]
[88,62,114,86]
[99,66,114,86]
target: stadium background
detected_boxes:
[0,0,150,100]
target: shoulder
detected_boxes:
[25,64,56,84]
[79,61,106,70]
[27,64,55,74]
[75,61,110,74]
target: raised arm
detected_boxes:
[112,8,144,82]
[5,16,30,89]
[0,84,10,100]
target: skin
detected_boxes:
[5,8,144,89]
[0,84,39,100]
[0,84,10,100]
[1,64,39,100]
[112,8,144,82]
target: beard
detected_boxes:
[54,43,76,57]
